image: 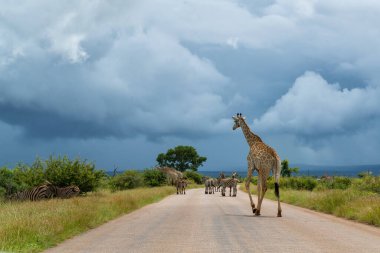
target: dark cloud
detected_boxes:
[1,0,380,167]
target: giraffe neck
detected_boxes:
[239,118,262,147]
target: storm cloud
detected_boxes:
[1,0,380,168]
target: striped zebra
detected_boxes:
[221,173,239,197]
[49,185,80,198]
[215,172,226,192]
[204,178,215,194]
[212,178,219,192]
[176,178,187,195]
[8,184,55,201]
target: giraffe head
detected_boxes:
[232,113,245,130]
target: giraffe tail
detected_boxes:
[274,158,281,198]
[275,182,280,198]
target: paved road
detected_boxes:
[44,188,380,253]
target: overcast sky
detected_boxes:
[1,0,380,170]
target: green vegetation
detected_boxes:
[109,170,144,191]
[0,187,175,253]
[281,159,299,177]
[0,156,105,199]
[0,154,205,252]
[184,170,203,184]
[243,175,380,226]
[156,145,207,171]
[142,169,167,187]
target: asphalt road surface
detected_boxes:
[44,188,380,253]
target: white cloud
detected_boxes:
[254,71,380,136]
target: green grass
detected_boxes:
[240,184,380,227]
[0,186,176,253]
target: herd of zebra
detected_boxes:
[204,172,239,197]
[7,181,80,201]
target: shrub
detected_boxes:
[250,176,258,185]
[110,170,144,191]
[143,169,166,187]
[0,167,16,196]
[353,176,380,194]
[12,160,46,190]
[318,177,352,190]
[0,187,5,201]
[45,156,105,193]
[263,177,318,191]
[0,162,46,196]
[184,170,203,184]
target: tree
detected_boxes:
[156,145,207,172]
[281,159,299,177]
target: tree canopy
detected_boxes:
[281,159,299,177]
[156,145,207,172]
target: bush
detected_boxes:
[317,177,352,190]
[143,169,167,187]
[12,159,46,191]
[110,170,144,191]
[0,187,5,201]
[250,176,258,185]
[264,177,318,191]
[184,170,203,184]
[45,156,105,193]
[0,167,16,196]
[1,157,106,195]
[353,176,380,194]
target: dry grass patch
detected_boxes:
[240,184,380,227]
[0,187,175,253]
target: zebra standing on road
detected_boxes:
[204,178,215,194]
[221,172,239,197]
[176,178,187,195]
[212,178,219,192]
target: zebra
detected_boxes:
[214,172,226,192]
[176,178,187,195]
[204,178,215,194]
[8,184,55,201]
[49,185,81,199]
[220,172,239,197]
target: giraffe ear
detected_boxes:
[232,116,237,120]
[243,116,246,120]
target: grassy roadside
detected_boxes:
[240,185,380,227]
[0,186,176,253]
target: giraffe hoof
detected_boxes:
[277,211,282,217]
[255,210,261,216]
[252,208,257,213]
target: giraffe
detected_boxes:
[232,113,282,217]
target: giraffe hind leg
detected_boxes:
[245,166,256,213]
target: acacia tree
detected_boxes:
[156,145,207,172]
[281,159,299,177]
